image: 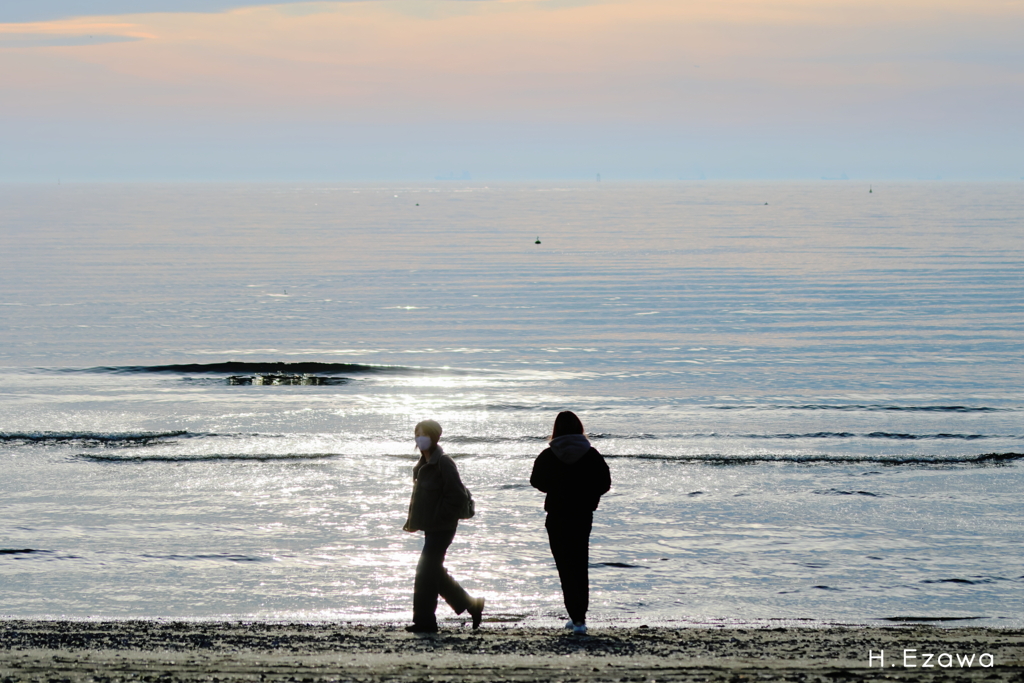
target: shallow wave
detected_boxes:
[0,549,46,555]
[709,404,1013,413]
[589,431,1005,441]
[444,434,549,444]
[919,577,1013,586]
[882,616,985,622]
[450,430,1012,441]
[67,449,1024,465]
[813,488,882,496]
[4,430,1009,448]
[139,553,273,563]
[75,452,340,463]
[471,403,1017,414]
[602,452,1024,465]
[0,431,191,445]
[71,362,458,375]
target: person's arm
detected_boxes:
[438,456,468,520]
[412,454,426,481]
[582,450,611,511]
[530,451,553,492]
[404,456,428,532]
[593,450,611,495]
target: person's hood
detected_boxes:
[426,444,444,463]
[549,434,592,464]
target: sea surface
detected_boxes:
[1,181,1022,628]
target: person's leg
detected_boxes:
[435,532,485,626]
[412,529,456,629]
[437,565,472,615]
[546,514,593,624]
[562,515,592,624]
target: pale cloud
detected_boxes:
[1,0,1021,179]
[0,18,153,48]
[0,1,347,23]
[0,34,139,47]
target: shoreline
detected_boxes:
[2,621,1022,682]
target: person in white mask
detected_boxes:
[402,419,484,633]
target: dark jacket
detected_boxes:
[403,445,468,533]
[530,434,611,515]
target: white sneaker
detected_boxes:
[572,621,587,635]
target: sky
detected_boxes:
[1,0,1022,181]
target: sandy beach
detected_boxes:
[2,621,1021,682]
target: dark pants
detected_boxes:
[545,512,593,624]
[413,528,472,628]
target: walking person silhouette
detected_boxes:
[402,419,484,633]
[530,411,611,635]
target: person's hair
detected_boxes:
[415,419,443,445]
[551,411,584,439]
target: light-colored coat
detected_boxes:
[403,445,469,532]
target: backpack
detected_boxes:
[459,485,476,519]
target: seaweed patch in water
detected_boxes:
[813,488,881,497]
[883,616,984,622]
[226,374,349,386]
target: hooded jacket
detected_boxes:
[530,434,611,515]
[403,445,468,533]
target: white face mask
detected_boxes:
[415,435,433,452]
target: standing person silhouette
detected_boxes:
[402,419,485,633]
[530,411,611,635]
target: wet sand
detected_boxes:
[2,620,1022,682]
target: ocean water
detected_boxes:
[1,181,1022,627]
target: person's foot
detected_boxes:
[572,621,587,636]
[468,597,485,629]
[404,623,438,634]
[565,620,574,630]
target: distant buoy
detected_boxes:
[764,202,768,205]
[535,237,541,244]
[869,185,873,193]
